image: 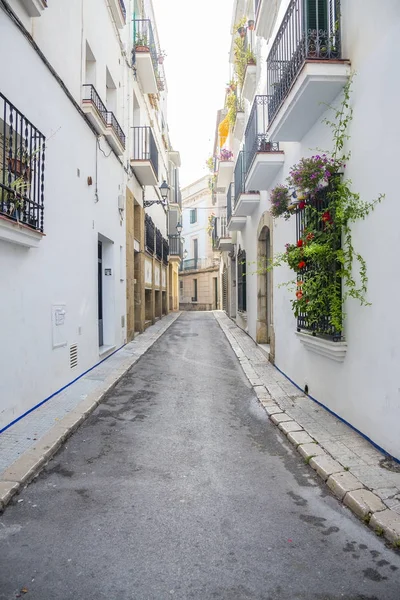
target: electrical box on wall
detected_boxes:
[118,194,125,210]
[52,304,67,349]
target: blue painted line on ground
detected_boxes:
[274,363,400,465]
[0,343,126,435]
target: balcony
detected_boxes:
[145,214,155,255]
[244,96,284,190]
[82,84,108,135]
[213,216,233,251]
[109,0,126,29]
[105,112,125,156]
[255,0,282,41]
[131,126,158,186]
[133,19,158,94]
[233,151,260,217]
[180,258,219,272]
[162,237,169,266]
[0,92,45,246]
[21,0,47,17]
[216,156,235,191]
[168,235,183,260]
[242,64,257,101]
[267,0,350,142]
[226,182,246,232]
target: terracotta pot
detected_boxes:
[135,45,150,52]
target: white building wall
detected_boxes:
[228,0,400,459]
[181,176,215,263]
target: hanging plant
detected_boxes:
[269,185,292,219]
[270,77,384,334]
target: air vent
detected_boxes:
[70,344,78,369]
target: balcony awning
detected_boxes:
[218,115,229,149]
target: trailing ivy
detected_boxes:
[271,77,384,335]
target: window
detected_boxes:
[0,93,46,233]
[306,0,328,32]
[193,279,198,302]
[237,248,247,312]
[190,208,197,224]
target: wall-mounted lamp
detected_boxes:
[143,180,170,208]
[176,222,183,235]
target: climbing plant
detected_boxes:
[270,77,384,335]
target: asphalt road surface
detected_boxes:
[1,313,399,600]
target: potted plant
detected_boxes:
[219,148,233,161]
[269,185,292,219]
[135,34,149,52]
[158,50,167,64]
[287,154,342,198]
[237,26,246,38]
[248,19,255,30]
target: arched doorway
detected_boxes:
[257,213,274,359]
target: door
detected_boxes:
[213,277,218,310]
[98,241,103,346]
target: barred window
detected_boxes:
[237,247,247,312]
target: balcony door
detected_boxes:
[193,238,198,270]
[98,241,104,346]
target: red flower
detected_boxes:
[298,261,306,269]
[296,290,303,299]
[306,232,314,242]
[297,239,303,247]
[298,201,306,210]
[322,211,332,223]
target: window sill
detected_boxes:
[296,331,347,362]
[0,215,44,248]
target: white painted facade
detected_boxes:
[181,176,216,267]
[0,0,175,429]
[222,0,400,459]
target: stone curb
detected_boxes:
[213,311,400,548]
[0,312,181,512]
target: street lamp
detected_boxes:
[143,180,170,208]
[183,249,188,260]
[176,222,183,235]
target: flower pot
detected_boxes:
[238,27,246,38]
[248,20,255,30]
[158,56,164,64]
[135,45,150,52]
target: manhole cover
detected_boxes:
[379,457,400,473]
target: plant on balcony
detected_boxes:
[233,17,247,89]
[206,213,216,235]
[287,154,342,198]
[269,77,385,334]
[206,156,215,173]
[226,91,243,129]
[135,34,149,51]
[208,173,217,194]
[219,148,233,161]
[245,48,256,66]
[269,184,292,219]
[158,50,167,64]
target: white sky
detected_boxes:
[152,0,234,187]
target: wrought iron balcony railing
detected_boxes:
[244,95,280,173]
[211,218,218,250]
[106,111,126,149]
[118,0,126,20]
[168,234,183,257]
[0,93,45,232]
[227,182,233,223]
[162,237,169,265]
[180,258,219,272]
[145,214,155,255]
[132,126,158,178]
[82,84,108,127]
[155,228,163,260]
[220,215,228,238]
[234,151,246,207]
[267,0,342,125]
[133,19,158,73]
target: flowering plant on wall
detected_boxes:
[287,154,343,198]
[219,148,233,161]
[269,77,384,335]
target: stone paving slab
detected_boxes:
[0,312,181,510]
[214,311,400,546]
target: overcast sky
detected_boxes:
[152,0,234,187]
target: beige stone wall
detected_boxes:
[179,268,220,310]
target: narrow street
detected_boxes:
[1,313,399,600]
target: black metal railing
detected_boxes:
[295,180,341,339]
[168,234,183,257]
[244,95,280,173]
[227,182,233,223]
[267,0,342,124]
[82,84,108,127]
[0,93,45,232]
[155,228,163,260]
[118,0,126,20]
[156,63,165,92]
[133,19,158,73]
[211,218,218,249]
[145,214,155,254]
[234,151,246,207]
[106,112,126,148]
[237,247,247,312]
[132,126,158,178]
[162,237,169,265]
